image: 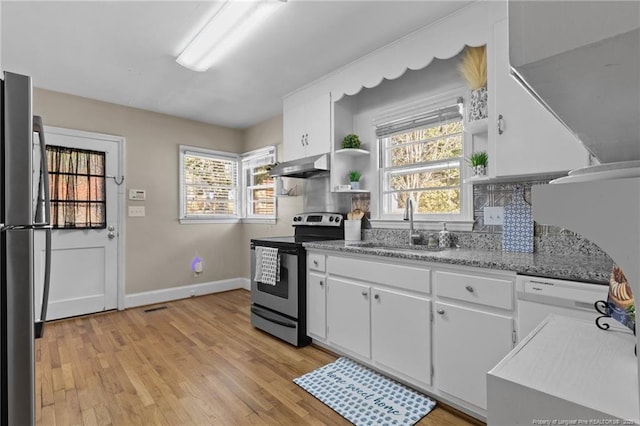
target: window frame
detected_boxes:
[241,146,277,224]
[179,145,277,224]
[374,90,473,226]
[46,144,107,229]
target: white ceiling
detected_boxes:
[2,1,472,129]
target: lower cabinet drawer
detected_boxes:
[435,271,513,310]
[308,253,326,272]
[327,255,430,294]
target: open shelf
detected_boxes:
[333,189,370,193]
[465,117,489,135]
[462,175,491,184]
[335,148,370,156]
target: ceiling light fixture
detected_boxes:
[177,0,287,72]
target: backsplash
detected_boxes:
[352,179,611,258]
[474,180,556,235]
[361,228,610,258]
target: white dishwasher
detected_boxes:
[516,275,612,340]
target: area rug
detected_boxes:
[294,357,436,425]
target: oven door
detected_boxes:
[251,246,299,319]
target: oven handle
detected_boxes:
[250,245,299,255]
[251,306,296,328]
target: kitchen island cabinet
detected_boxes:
[488,315,639,424]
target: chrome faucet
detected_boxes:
[403,197,421,246]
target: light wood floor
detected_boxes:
[35,289,484,425]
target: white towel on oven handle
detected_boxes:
[254,247,280,285]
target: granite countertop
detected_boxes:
[302,240,613,284]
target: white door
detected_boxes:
[34,127,123,321]
[371,288,432,385]
[326,277,371,359]
[434,302,513,410]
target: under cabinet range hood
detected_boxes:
[268,153,330,178]
[509,1,640,166]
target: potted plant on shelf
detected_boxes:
[459,45,487,122]
[341,134,362,150]
[467,151,488,176]
[349,170,362,190]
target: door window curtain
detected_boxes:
[47,145,106,229]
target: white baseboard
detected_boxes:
[124,277,251,309]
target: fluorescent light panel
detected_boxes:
[177,0,285,72]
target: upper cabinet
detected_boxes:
[486,18,591,178]
[281,1,595,181]
[282,92,331,162]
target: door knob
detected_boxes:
[374,294,379,300]
[319,281,324,286]
[361,291,368,297]
[436,309,445,315]
[108,225,115,232]
[108,231,116,240]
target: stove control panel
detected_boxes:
[292,212,344,226]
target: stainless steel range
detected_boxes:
[250,212,344,346]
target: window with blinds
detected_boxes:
[242,147,276,220]
[180,147,238,220]
[378,101,464,218]
[179,145,277,223]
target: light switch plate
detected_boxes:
[484,206,504,225]
[128,206,145,217]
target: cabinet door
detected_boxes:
[489,19,590,177]
[307,272,326,339]
[372,288,432,385]
[283,102,307,161]
[327,277,371,359]
[304,93,331,158]
[434,302,513,410]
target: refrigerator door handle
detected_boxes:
[35,228,52,339]
[33,115,51,227]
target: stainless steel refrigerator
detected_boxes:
[1,71,52,425]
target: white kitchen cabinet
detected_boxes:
[326,276,371,359]
[488,316,639,424]
[307,272,326,339]
[282,92,331,161]
[487,18,590,178]
[434,301,513,410]
[371,287,432,386]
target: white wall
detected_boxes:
[34,88,246,295]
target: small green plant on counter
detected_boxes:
[349,170,362,182]
[467,151,488,167]
[341,134,362,149]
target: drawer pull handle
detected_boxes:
[465,285,474,293]
[374,294,379,300]
[362,291,368,297]
[313,260,319,266]
[437,309,445,315]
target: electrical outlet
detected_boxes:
[128,206,146,217]
[484,206,504,225]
